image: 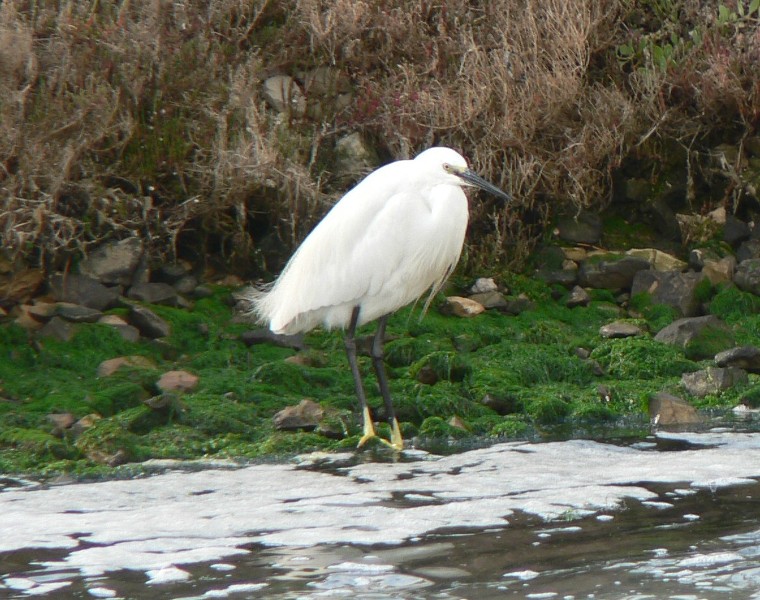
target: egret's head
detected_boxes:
[416,147,511,202]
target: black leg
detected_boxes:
[344,306,377,446]
[370,315,403,450]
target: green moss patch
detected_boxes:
[1,282,757,477]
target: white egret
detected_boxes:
[248,147,511,450]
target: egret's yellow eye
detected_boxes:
[442,163,452,172]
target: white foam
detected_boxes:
[1,433,759,581]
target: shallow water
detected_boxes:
[3,427,760,599]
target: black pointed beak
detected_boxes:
[457,169,511,202]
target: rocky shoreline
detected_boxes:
[3,205,760,476]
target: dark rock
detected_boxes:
[681,367,748,398]
[48,273,120,311]
[416,365,438,385]
[501,294,535,315]
[566,285,590,308]
[128,305,171,338]
[97,315,141,342]
[555,211,602,245]
[240,329,305,351]
[37,316,75,341]
[735,259,760,295]
[599,321,643,338]
[578,255,650,290]
[715,346,760,373]
[173,275,199,296]
[724,214,752,246]
[654,315,735,360]
[736,240,760,263]
[631,270,707,317]
[273,399,324,431]
[79,237,145,285]
[25,302,57,322]
[573,347,591,359]
[481,394,522,415]
[648,196,682,241]
[536,268,578,288]
[192,285,214,299]
[648,392,701,426]
[55,302,103,323]
[469,291,508,310]
[127,282,178,306]
[154,263,190,284]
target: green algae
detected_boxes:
[1,279,757,478]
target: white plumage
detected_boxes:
[248,146,510,450]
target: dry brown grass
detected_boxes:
[1,0,759,273]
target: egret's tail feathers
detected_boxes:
[241,283,275,327]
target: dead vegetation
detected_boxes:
[1,1,759,273]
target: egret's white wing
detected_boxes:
[252,157,469,333]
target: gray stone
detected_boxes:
[737,240,760,263]
[735,259,760,295]
[654,315,735,360]
[55,302,103,323]
[648,392,701,426]
[681,367,748,398]
[79,237,145,285]
[623,178,652,203]
[566,285,590,308]
[631,270,707,317]
[240,329,305,350]
[469,291,507,310]
[536,268,577,288]
[37,316,75,341]
[173,275,199,296]
[334,132,378,180]
[128,305,171,338]
[154,263,189,284]
[48,273,120,311]
[555,211,602,245]
[98,314,140,342]
[127,282,178,306]
[702,256,736,285]
[599,321,643,339]
[501,294,535,315]
[470,277,498,294]
[578,255,651,290]
[715,345,760,373]
[626,248,687,271]
[273,399,324,431]
[724,214,752,246]
[262,75,306,116]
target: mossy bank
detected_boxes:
[2,275,758,479]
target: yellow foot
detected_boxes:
[356,408,404,451]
